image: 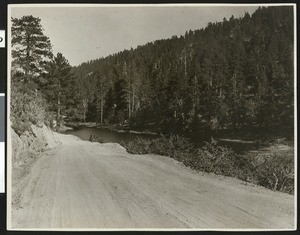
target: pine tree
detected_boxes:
[94,70,111,124]
[46,53,74,127]
[71,6,294,136]
[11,15,53,83]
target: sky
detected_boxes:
[10,5,259,66]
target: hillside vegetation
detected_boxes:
[11,7,294,138]
[10,6,294,195]
[72,6,294,139]
[122,135,294,194]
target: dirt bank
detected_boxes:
[11,132,295,230]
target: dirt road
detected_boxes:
[11,133,294,229]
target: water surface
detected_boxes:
[65,126,157,145]
[65,126,260,153]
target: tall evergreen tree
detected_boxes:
[11,15,53,83]
[71,6,294,137]
[46,53,74,127]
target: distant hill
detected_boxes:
[72,6,294,137]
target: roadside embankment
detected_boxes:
[11,124,60,207]
[11,124,60,167]
[10,124,295,229]
[11,130,294,229]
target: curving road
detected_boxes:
[11,134,295,229]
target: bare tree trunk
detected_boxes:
[128,98,131,119]
[25,36,30,80]
[57,84,61,125]
[184,50,187,77]
[192,76,197,114]
[132,89,135,117]
[233,72,237,97]
[100,97,104,124]
[82,99,87,123]
[128,87,132,119]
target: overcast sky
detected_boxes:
[10,5,259,66]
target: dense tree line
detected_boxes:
[11,15,78,132]
[9,7,294,194]
[11,6,294,139]
[72,6,294,138]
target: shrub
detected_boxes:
[123,135,294,194]
[254,151,294,194]
[149,135,194,160]
[123,134,194,160]
[184,141,237,176]
[123,137,152,154]
[11,81,48,135]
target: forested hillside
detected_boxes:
[11,16,77,133]
[11,6,294,139]
[10,5,295,200]
[71,6,294,138]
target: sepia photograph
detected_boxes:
[7,4,296,230]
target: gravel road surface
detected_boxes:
[11,133,294,229]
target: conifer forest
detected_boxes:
[11,6,294,139]
[9,5,296,229]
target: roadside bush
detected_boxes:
[254,151,294,194]
[123,137,152,154]
[11,81,48,135]
[123,135,294,194]
[184,141,238,176]
[124,134,194,160]
[149,135,194,160]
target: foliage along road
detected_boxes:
[11,133,294,229]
